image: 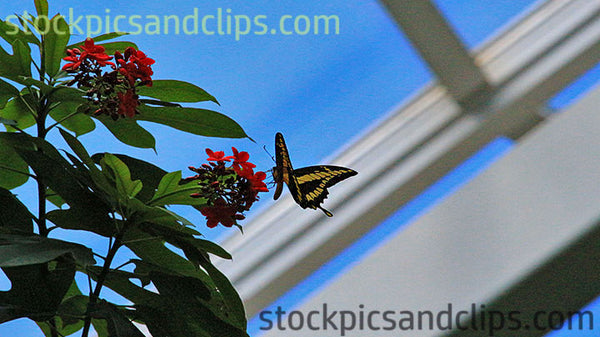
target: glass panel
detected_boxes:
[434,0,542,48]
[247,137,513,336]
[548,62,600,111]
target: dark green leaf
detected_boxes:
[0,136,29,189]
[43,15,70,77]
[92,153,166,203]
[15,77,55,95]
[137,80,219,104]
[137,105,247,139]
[143,271,248,337]
[183,237,232,260]
[0,94,36,131]
[94,114,156,149]
[0,78,19,109]
[101,154,143,200]
[49,88,95,136]
[123,228,199,278]
[0,187,33,232]
[89,300,145,337]
[198,257,247,330]
[0,260,76,322]
[6,133,111,212]
[98,41,137,55]
[46,187,66,207]
[0,234,95,267]
[34,0,49,17]
[0,39,31,80]
[86,266,160,306]
[66,32,129,50]
[0,20,40,46]
[12,39,32,77]
[47,208,117,237]
[149,172,205,206]
[37,287,87,337]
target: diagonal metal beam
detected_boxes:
[379,0,492,108]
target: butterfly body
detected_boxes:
[272,132,357,217]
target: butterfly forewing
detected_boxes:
[273,133,303,204]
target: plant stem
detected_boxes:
[81,226,127,337]
[36,93,49,237]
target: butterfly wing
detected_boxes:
[273,132,303,204]
[293,165,358,216]
[273,132,358,217]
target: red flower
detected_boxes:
[235,165,269,193]
[80,38,115,67]
[248,170,269,193]
[117,89,139,118]
[200,198,238,228]
[205,148,234,162]
[116,47,155,87]
[62,48,83,71]
[62,38,114,71]
[231,147,256,175]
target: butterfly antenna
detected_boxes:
[263,145,275,163]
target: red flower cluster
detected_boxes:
[184,147,268,228]
[115,47,155,87]
[62,38,115,71]
[62,38,155,120]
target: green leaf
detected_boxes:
[94,114,156,149]
[0,94,37,131]
[92,153,166,203]
[37,282,85,336]
[0,136,29,189]
[14,76,55,95]
[0,260,76,323]
[182,237,232,260]
[2,133,113,221]
[137,80,219,104]
[0,78,19,109]
[0,188,33,232]
[0,234,95,267]
[46,187,66,207]
[149,171,205,206]
[12,39,32,77]
[0,39,31,80]
[89,301,145,337]
[98,41,138,55]
[137,105,247,138]
[66,32,129,50]
[123,228,199,278]
[47,208,117,237]
[144,271,248,337]
[0,19,40,46]
[49,88,95,136]
[101,153,143,200]
[34,0,49,17]
[43,15,70,77]
[198,257,247,330]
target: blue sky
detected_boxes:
[2,0,599,336]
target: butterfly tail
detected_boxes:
[318,205,333,217]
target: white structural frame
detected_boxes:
[215,0,600,329]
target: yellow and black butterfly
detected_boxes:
[272,132,357,217]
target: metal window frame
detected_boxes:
[216,0,600,319]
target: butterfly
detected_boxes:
[272,132,357,217]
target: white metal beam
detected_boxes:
[378,0,492,107]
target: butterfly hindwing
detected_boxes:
[272,133,357,216]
